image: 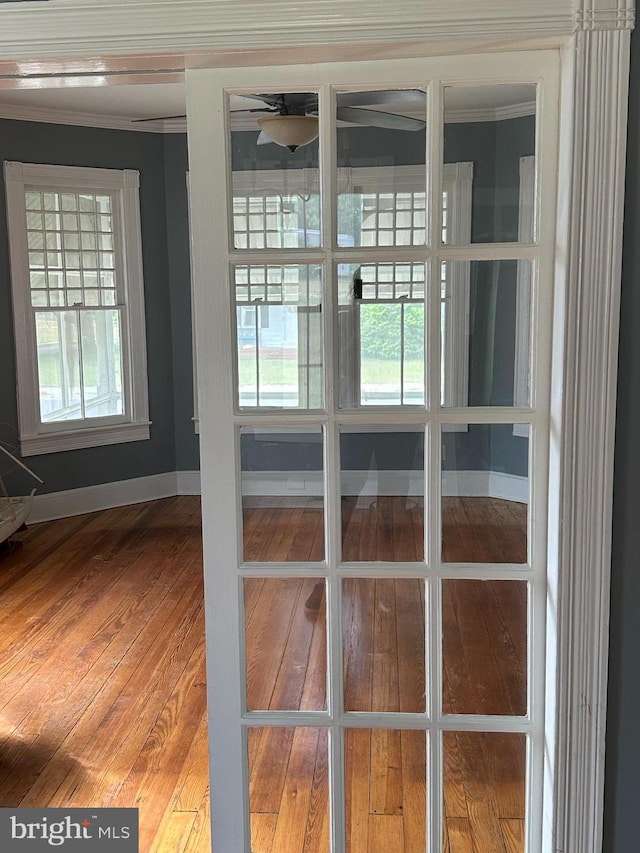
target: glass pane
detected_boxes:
[442,579,527,715]
[241,427,325,562]
[235,264,323,409]
[36,311,81,422]
[443,732,525,853]
[441,424,528,563]
[343,578,425,712]
[336,88,427,248]
[80,310,124,418]
[340,427,424,562]
[441,260,532,408]
[338,262,426,408]
[248,727,329,853]
[443,84,536,244]
[346,728,426,853]
[229,91,320,249]
[244,578,326,711]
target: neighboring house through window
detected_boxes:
[4,162,150,455]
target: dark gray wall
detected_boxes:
[163,133,199,472]
[0,118,195,495]
[603,29,640,853]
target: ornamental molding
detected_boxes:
[552,24,631,852]
[576,0,635,29]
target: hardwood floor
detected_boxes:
[0,497,210,852]
[0,494,527,852]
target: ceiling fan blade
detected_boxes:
[132,115,186,122]
[336,106,425,132]
[338,89,426,109]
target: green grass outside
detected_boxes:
[237,351,424,386]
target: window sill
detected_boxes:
[20,421,151,457]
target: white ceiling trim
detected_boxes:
[0,98,537,133]
[0,0,578,60]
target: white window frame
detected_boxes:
[4,162,150,456]
[514,154,535,436]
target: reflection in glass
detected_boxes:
[336,89,427,248]
[346,728,426,853]
[248,727,329,853]
[343,578,425,712]
[442,579,527,715]
[244,578,327,711]
[338,263,426,408]
[340,427,424,562]
[443,84,536,244]
[443,732,525,853]
[241,427,325,562]
[229,92,320,249]
[441,425,529,564]
[441,260,532,408]
[235,265,323,409]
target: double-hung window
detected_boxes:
[4,162,150,455]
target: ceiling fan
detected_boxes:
[136,89,426,152]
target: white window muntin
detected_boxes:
[4,162,150,455]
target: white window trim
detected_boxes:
[4,161,150,456]
[514,154,535,436]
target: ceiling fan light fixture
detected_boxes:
[257,115,319,152]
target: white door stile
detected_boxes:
[187,50,560,852]
[185,69,249,850]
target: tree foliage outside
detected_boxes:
[359,303,424,360]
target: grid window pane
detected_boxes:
[25,189,118,309]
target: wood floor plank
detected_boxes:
[369,728,403,817]
[400,729,427,853]
[445,816,475,853]
[269,727,327,853]
[182,788,211,853]
[345,728,371,853]
[368,813,404,853]
[500,817,525,853]
[173,709,210,812]
[251,812,278,853]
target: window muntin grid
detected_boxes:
[234,264,323,409]
[360,189,426,246]
[232,192,320,250]
[25,189,117,309]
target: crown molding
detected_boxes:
[0,1,578,62]
[0,101,170,132]
[0,98,537,134]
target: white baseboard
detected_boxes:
[30,471,180,523]
[176,470,201,495]
[242,469,528,503]
[27,467,527,525]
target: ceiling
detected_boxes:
[0,78,536,132]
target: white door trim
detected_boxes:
[548,25,632,853]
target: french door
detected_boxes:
[186,50,559,853]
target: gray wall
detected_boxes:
[163,133,199,472]
[0,118,197,496]
[603,28,640,853]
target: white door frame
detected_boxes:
[0,2,632,851]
